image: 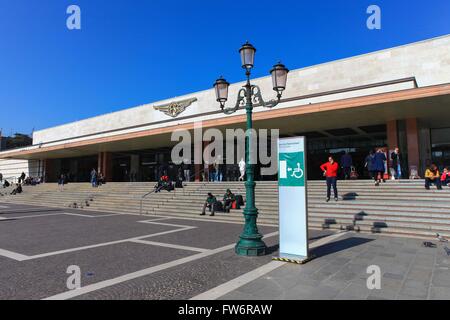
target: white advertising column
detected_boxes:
[275,136,309,263]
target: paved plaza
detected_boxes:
[0,202,449,300]
[218,233,450,300]
[0,202,327,300]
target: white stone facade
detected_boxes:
[27,35,450,148]
[0,35,449,163]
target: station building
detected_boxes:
[1,35,450,182]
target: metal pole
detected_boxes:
[234,73,267,256]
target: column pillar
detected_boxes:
[97,152,103,173]
[387,120,398,151]
[406,118,420,175]
[194,141,209,182]
[194,164,201,182]
[98,152,113,182]
[44,159,56,182]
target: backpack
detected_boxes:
[350,167,358,179]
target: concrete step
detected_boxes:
[5,180,450,240]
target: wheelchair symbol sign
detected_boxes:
[288,162,304,179]
[279,152,305,187]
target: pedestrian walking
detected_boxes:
[373,148,386,186]
[238,158,246,181]
[182,159,191,182]
[364,150,376,179]
[390,147,403,179]
[90,168,97,187]
[340,151,353,180]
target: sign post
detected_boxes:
[274,136,310,264]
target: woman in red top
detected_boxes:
[441,167,450,186]
[320,156,339,202]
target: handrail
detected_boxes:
[140,189,156,215]
[139,167,207,215]
[1,176,18,184]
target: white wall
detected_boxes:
[0,159,41,182]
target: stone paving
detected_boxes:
[220,232,450,300]
[2,201,448,300]
[0,202,330,300]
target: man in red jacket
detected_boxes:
[320,156,339,202]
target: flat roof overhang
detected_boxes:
[2,83,450,160]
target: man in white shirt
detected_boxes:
[238,158,246,181]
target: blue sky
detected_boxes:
[0,0,449,136]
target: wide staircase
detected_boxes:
[1,180,450,239]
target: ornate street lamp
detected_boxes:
[213,42,289,256]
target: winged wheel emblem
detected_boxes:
[153,98,197,118]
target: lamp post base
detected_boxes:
[235,238,267,256]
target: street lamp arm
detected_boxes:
[222,87,247,115]
[251,85,282,109]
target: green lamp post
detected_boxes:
[213,42,289,256]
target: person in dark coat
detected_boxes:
[390,147,403,179]
[372,148,386,186]
[364,150,376,179]
[340,151,353,180]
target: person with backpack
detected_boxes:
[320,155,339,202]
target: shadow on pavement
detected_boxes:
[266,244,279,255]
[342,192,358,200]
[311,236,374,258]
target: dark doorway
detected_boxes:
[112,155,131,182]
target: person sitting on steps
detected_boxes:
[154,174,173,193]
[10,183,22,195]
[223,189,236,213]
[425,164,442,190]
[200,192,217,216]
[441,167,450,187]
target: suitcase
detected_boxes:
[235,194,244,206]
[214,201,223,212]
